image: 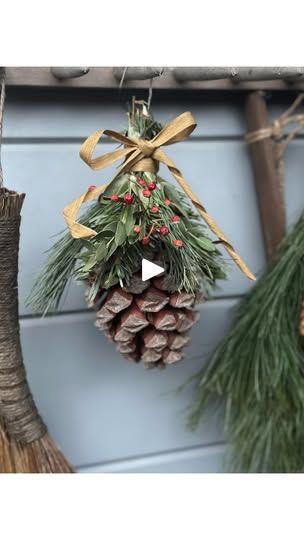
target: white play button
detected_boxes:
[142,259,165,281]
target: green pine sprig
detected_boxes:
[28,101,227,315]
[27,203,102,314]
[188,210,304,473]
[74,172,226,294]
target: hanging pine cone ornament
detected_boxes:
[89,270,201,368]
[29,100,254,368]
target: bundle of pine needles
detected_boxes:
[28,103,226,315]
[189,211,304,472]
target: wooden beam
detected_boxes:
[174,67,304,82]
[51,67,90,80]
[174,67,236,81]
[113,67,164,81]
[4,67,304,90]
[245,92,286,261]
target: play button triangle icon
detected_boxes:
[142,259,165,281]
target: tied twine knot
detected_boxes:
[129,137,159,174]
[63,111,255,281]
[245,94,304,189]
[136,138,155,158]
[272,120,284,141]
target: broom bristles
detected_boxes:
[0,422,73,473]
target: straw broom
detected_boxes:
[0,72,73,472]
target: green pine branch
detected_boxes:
[188,211,304,472]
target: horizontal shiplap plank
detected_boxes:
[3,141,266,314]
[21,299,236,469]
[4,94,246,138]
[4,93,304,140]
[78,443,226,473]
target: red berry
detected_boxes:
[151,206,159,214]
[171,215,181,223]
[173,239,183,248]
[164,198,171,206]
[88,185,96,192]
[110,194,119,202]
[148,182,156,191]
[138,178,146,186]
[133,225,141,234]
[124,194,133,205]
[141,236,150,245]
[142,189,151,198]
[159,226,169,236]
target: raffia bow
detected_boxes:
[63,111,255,281]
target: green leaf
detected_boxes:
[125,208,135,236]
[115,221,127,246]
[138,190,150,209]
[121,207,129,224]
[82,255,97,272]
[98,198,112,206]
[164,182,180,203]
[81,239,95,252]
[94,230,114,239]
[144,172,156,183]
[128,234,139,245]
[194,235,216,252]
[106,239,118,260]
[103,174,129,197]
[103,222,118,232]
[96,242,108,261]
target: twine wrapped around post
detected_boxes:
[0,71,73,472]
[246,93,304,194]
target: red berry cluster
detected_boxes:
[109,174,183,248]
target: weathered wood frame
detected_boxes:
[5,67,304,90]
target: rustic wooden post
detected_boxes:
[245,92,286,261]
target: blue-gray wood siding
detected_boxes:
[4,90,303,472]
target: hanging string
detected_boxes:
[118,67,128,89]
[147,77,153,109]
[0,68,5,187]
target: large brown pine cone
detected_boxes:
[85,274,203,369]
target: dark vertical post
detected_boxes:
[245,92,286,261]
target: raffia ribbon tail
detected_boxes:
[63,111,255,281]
